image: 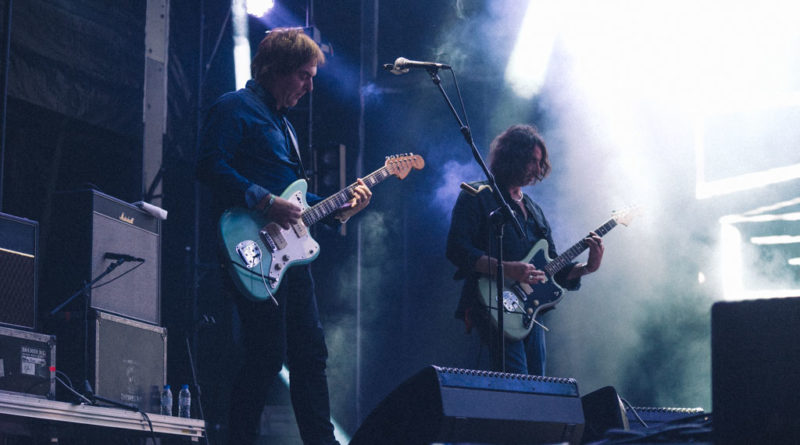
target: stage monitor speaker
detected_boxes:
[624,406,705,431]
[350,365,585,445]
[41,189,161,325]
[712,297,800,444]
[0,212,38,330]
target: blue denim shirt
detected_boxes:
[197,80,322,213]
[446,180,580,319]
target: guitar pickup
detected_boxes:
[512,282,534,302]
[292,222,308,238]
[260,223,287,252]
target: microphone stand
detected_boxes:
[49,258,127,317]
[424,67,524,372]
[186,315,213,445]
[49,258,127,404]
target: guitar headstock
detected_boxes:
[612,205,641,227]
[385,153,425,180]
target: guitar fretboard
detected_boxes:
[543,218,618,276]
[302,167,391,227]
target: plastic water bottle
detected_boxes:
[178,384,191,418]
[160,385,173,416]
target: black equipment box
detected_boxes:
[52,310,167,413]
[0,325,55,398]
[713,297,800,444]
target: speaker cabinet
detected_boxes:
[52,310,167,413]
[41,189,161,325]
[351,365,585,445]
[712,297,800,444]
[0,213,38,330]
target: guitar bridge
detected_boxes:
[235,240,262,269]
[501,290,523,313]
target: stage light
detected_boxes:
[719,222,743,300]
[719,203,800,301]
[232,0,252,89]
[246,0,275,18]
[505,0,560,99]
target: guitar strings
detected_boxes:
[302,167,389,226]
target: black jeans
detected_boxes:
[227,265,339,445]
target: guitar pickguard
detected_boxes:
[219,182,321,302]
[477,239,566,341]
[259,189,320,287]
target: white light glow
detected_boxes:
[246,0,275,18]
[696,164,800,200]
[720,212,800,225]
[720,205,800,300]
[720,224,743,301]
[750,235,800,245]
[694,95,800,199]
[505,0,560,99]
[232,0,252,89]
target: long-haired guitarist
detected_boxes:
[197,28,369,445]
[446,124,604,376]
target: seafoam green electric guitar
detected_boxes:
[219,154,425,302]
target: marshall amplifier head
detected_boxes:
[41,189,161,325]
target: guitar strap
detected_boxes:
[283,116,309,181]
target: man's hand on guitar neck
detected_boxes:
[257,193,302,230]
[567,231,604,280]
[335,178,372,223]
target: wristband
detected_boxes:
[263,194,276,212]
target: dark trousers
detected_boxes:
[227,266,339,445]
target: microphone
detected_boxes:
[383,57,451,75]
[104,252,145,262]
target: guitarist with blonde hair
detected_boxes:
[197,28,370,445]
[446,124,604,376]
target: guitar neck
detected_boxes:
[302,166,391,227]
[544,218,618,276]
